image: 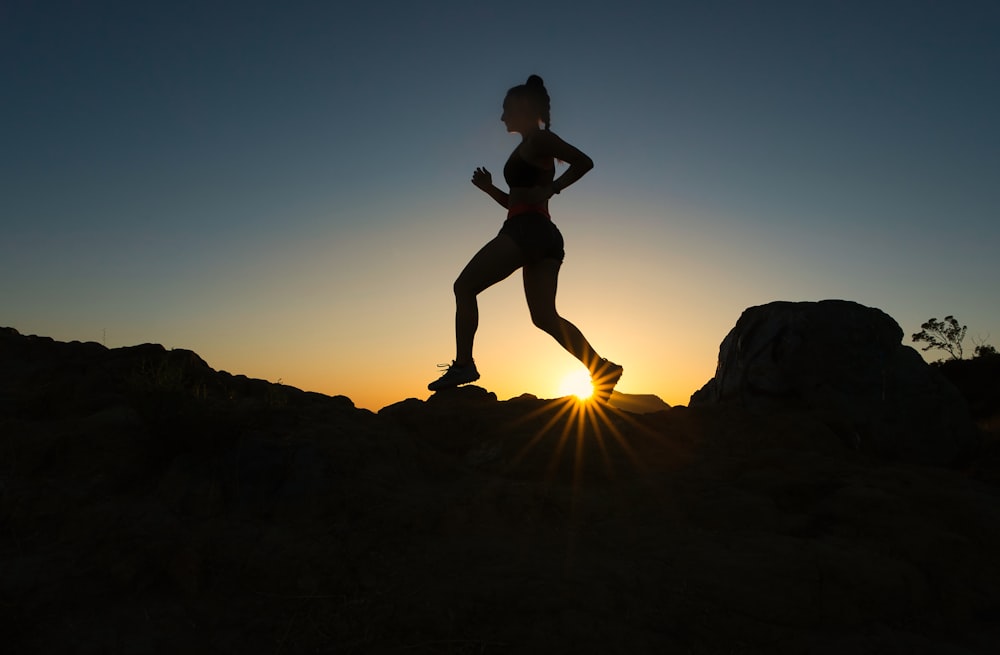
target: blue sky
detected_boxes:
[2,1,998,408]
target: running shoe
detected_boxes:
[591,359,623,404]
[427,360,480,391]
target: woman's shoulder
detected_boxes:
[523,130,562,160]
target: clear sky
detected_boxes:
[3,1,998,410]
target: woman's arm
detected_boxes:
[529,131,594,196]
[471,166,509,209]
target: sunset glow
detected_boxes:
[557,367,595,400]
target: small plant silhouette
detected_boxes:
[974,343,998,358]
[912,316,967,360]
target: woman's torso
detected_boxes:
[504,144,555,212]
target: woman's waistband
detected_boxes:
[507,204,550,219]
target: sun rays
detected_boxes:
[505,393,653,488]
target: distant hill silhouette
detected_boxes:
[607,390,671,413]
[2,322,999,653]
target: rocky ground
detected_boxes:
[2,326,999,654]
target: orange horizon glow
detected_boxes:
[8,197,969,415]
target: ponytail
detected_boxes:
[507,74,552,130]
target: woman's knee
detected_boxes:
[530,310,561,333]
[454,275,477,299]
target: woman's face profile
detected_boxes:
[501,94,538,134]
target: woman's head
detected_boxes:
[502,74,551,134]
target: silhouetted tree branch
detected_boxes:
[911,315,967,360]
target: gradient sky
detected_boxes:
[3,1,998,411]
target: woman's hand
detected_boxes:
[472,166,510,210]
[471,167,493,191]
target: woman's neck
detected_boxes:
[519,125,541,142]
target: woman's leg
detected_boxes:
[453,235,525,364]
[522,258,603,373]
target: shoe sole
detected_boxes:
[428,373,481,392]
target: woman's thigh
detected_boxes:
[522,257,562,319]
[455,235,525,295]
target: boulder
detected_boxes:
[690,300,978,465]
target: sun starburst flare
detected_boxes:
[506,393,652,486]
[557,368,595,400]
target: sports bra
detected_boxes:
[503,148,555,188]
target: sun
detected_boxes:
[557,368,594,400]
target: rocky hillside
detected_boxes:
[2,321,999,653]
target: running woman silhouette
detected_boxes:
[428,75,623,402]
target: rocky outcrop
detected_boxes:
[690,300,979,465]
[937,353,1000,422]
[2,326,999,653]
